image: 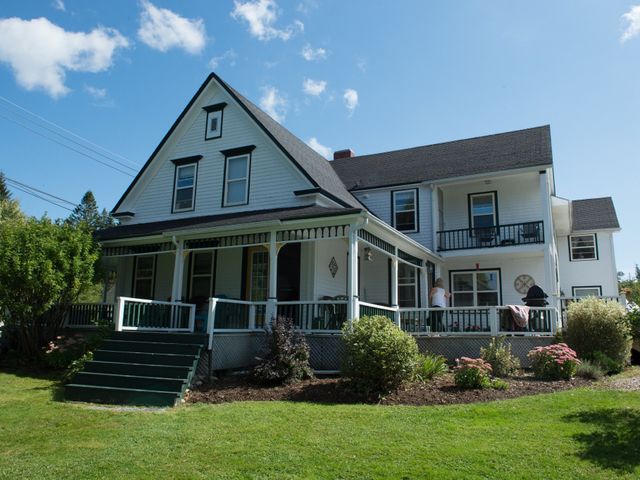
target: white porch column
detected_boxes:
[419,266,429,308]
[539,170,556,306]
[431,185,439,251]
[390,256,398,309]
[347,228,359,321]
[266,232,279,325]
[171,239,185,302]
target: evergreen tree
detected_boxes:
[0,172,11,201]
[0,171,23,224]
[67,191,101,229]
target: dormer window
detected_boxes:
[203,102,227,140]
[171,155,202,213]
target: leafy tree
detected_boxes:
[0,172,23,225]
[67,190,116,230]
[619,264,640,305]
[0,217,99,359]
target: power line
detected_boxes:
[8,183,74,212]
[0,95,140,169]
[0,102,138,173]
[0,113,135,177]
[5,176,76,206]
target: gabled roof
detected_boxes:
[96,205,362,241]
[331,125,553,190]
[112,73,360,214]
[571,197,620,231]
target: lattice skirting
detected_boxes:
[208,333,554,371]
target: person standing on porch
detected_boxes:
[430,278,450,331]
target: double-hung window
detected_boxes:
[221,146,254,206]
[172,158,199,213]
[469,192,497,230]
[451,270,500,307]
[398,263,418,307]
[133,255,155,299]
[190,252,215,299]
[569,234,598,261]
[392,189,418,232]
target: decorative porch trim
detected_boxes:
[357,229,395,255]
[184,232,270,250]
[102,242,175,257]
[398,249,423,267]
[276,225,349,242]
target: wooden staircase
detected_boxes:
[65,331,207,407]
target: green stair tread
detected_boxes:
[104,339,204,347]
[66,384,181,395]
[87,360,193,369]
[76,372,188,382]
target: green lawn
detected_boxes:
[1,371,639,479]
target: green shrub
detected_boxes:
[575,360,605,380]
[565,298,631,372]
[414,353,448,382]
[528,343,580,380]
[454,357,492,389]
[341,315,419,395]
[491,378,509,390]
[251,316,313,385]
[591,351,622,374]
[44,327,110,370]
[480,336,521,377]
[62,351,93,384]
[628,308,640,341]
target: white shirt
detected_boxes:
[431,287,447,307]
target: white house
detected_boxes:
[63,73,623,404]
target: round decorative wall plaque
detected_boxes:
[514,274,536,294]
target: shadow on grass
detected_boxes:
[564,408,640,473]
[0,366,66,401]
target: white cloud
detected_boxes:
[0,17,128,98]
[302,78,326,96]
[52,0,65,12]
[209,49,237,69]
[138,0,206,54]
[84,85,107,99]
[621,5,640,42]
[343,88,359,115]
[259,86,287,123]
[301,43,326,61]
[231,0,303,41]
[307,137,332,159]
[296,0,318,15]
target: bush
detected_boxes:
[341,315,419,395]
[454,357,492,389]
[491,378,509,390]
[480,336,521,377]
[251,316,313,385]
[565,297,631,372]
[62,351,93,384]
[44,327,110,370]
[528,343,580,380]
[591,351,622,374]
[575,360,605,380]
[628,308,640,341]
[414,353,448,382]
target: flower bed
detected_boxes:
[528,343,580,380]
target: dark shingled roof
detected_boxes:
[96,205,362,241]
[331,126,553,190]
[112,73,360,213]
[571,197,620,231]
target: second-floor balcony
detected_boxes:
[437,220,545,252]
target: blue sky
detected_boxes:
[0,1,638,277]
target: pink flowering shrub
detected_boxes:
[454,357,493,389]
[44,328,109,370]
[528,343,580,380]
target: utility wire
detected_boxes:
[0,113,135,177]
[8,183,74,212]
[0,95,140,169]
[0,102,138,173]
[5,176,76,206]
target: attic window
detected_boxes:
[171,155,202,213]
[203,103,227,140]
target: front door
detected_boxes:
[246,247,269,302]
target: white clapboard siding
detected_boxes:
[119,82,314,224]
[353,184,434,250]
[441,172,542,231]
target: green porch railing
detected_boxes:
[276,301,348,331]
[64,303,114,327]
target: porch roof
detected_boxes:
[95,205,362,241]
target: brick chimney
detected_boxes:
[333,149,355,160]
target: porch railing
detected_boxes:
[358,301,397,322]
[277,300,348,331]
[208,299,267,330]
[437,220,544,252]
[114,297,195,332]
[64,303,114,328]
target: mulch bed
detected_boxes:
[186,373,591,406]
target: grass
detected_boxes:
[1,369,639,479]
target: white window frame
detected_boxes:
[173,163,197,213]
[569,233,598,261]
[392,189,418,233]
[133,255,155,299]
[205,110,223,140]
[451,270,501,307]
[398,262,418,308]
[572,286,602,298]
[469,192,497,230]
[223,154,250,207]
